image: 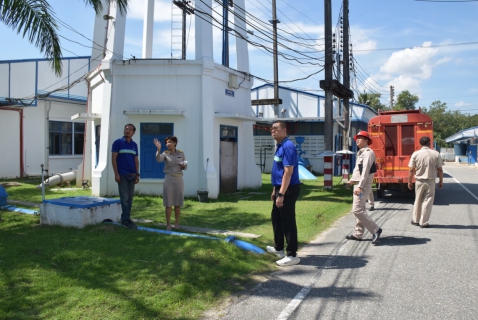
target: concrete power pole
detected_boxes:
[324,0,333,151]
[390,85,395,109]
[272,0,280,117]
[342,0,350,150]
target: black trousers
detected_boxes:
[271,184,300,257]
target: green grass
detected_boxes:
[0,174,353,319]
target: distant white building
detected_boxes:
[0,57,91,179]
[250,84,377,174]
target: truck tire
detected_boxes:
[377,183,384,198]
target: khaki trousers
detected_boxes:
[413,179,436,226]
[352,185,380,238]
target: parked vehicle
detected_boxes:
[368,109,434,198]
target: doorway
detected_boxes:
[220,125,238,193]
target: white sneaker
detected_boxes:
[276,256,300,267]
[266,246,285,258]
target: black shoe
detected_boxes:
[372,228,382,244]
[420,224,430,228]
[345,235,362,241]
[411,220,419,226]
[369,206,375,211]
[122,220,137,229]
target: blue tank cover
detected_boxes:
[0,186,8,197]
[43,196,120,208]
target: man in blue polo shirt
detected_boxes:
[112,124,140,229]
[266,120,301,267]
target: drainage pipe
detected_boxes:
[36,170,77,189]
[108,222,265,254]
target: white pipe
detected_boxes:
[45,101,52,175]
[36,170,77,189]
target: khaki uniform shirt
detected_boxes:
[155,149,187,175]
[408,147,443,180]
[350,147,376,189]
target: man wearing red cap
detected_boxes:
[345,131,382,244]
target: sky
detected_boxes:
[1,0,478,114]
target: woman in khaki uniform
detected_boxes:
[154,136,187,230]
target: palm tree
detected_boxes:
[0,0,129,76]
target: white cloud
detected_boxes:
[380,42,438,79]
[361,41,452,95]
[455,101,473,107]
[350,28,377,55]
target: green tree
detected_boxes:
[0,0,129,76]
[357,91,387,112]
[394,90,419,111]
[422,100,475,147]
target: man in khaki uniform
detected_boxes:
[345,131,382,244]
[408,136,444,228]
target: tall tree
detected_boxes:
[394,90,419,111]
[0,0,129,76]
[357,91,387,112]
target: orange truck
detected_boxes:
[368,109,434,198]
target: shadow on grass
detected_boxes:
[0,215,272,319]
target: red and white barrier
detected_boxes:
[324,155,333,189]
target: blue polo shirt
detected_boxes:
[271,137,300,187]
[111,137,138,175]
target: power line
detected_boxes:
[354,41,478,52]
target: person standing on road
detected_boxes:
[408,136,444,228]
[154,136,187,231]
[112,124,140,229]
[345,131,382,244]
[266,120,301,267]
[367,189,375,211]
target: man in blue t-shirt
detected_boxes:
[266,120,301,267]
[112,124,140,229]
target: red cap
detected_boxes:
[354,131,373,145]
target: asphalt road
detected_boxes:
[218,162,478,320]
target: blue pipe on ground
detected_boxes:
[0,205,39,215]
[107,222,265,254]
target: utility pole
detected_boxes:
[342,0,350,150]
[221,0,234,66]
[390,85,395,109]
[173,0,193,60]
[271,0,280,117]
[324,0,333,151]
[251,0,282,112]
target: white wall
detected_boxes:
[0,109,21,178]
[88,59,261,198]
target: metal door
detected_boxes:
[220,125,238,193]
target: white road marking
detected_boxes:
[276,242,347,320]
[443,168,478,202]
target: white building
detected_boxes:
[250,84,377,174]
[0,57,91,179]
[76,0,260,199]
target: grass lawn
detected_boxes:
[0,174,353,319]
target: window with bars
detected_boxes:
[384,126,397,157]
[49,121,84,155]
[401,125,415,156]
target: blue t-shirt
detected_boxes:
[111,137,138,175]
[271,137,300,187]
